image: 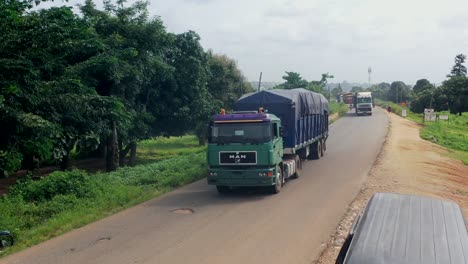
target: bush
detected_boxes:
[0,151,206,256]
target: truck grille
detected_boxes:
[219,151,257,165]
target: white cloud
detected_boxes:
[35,0,468,84]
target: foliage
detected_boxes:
[0,150,206,256]
[388,81,411,103]
[350,86,364,93]
[331,84,343,98]
[441,76,468,116]
[274,71,308,89]
[0,0,248,176]
[273,71,334,97]
[328,102,349,117]
[447,54,467,77]
[136,135,206,164]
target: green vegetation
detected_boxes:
[0,139,206,257]
[419,113,468,163]
[0,0,252,177]
[136,135,206,164]
[273,71,334,97]
[375,99,467,164]
[329,102,349,119]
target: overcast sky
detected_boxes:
[42,0,468,84]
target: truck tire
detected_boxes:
[291,156,301,179]
[309,141,321,160]
[320,140,324,157]
[298,147,308,160]
[216,186,230,194]
[270,167,283,194]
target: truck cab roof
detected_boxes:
[341,193,468,264]
[212,112,279,123]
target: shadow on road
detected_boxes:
[143,184,272,209]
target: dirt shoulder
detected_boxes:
[318,109,468,264]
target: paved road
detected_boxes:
[2,109,388,264]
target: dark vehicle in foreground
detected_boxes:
[337,193,468,264]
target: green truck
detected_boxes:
[207,89,329,194]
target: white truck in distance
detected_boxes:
[355,92,373,116]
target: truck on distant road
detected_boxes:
[354,92,373,116]
[207,88,329,194]
[341,93,354,109]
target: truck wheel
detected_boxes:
[298,147,308,160]
[291,156,301,179]
[320,140,324,157]
[270,167,283,194]
[216,186,230,194]
[309,141,321,160]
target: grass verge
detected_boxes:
[375,99,468,164]
[329,102,349,124]
[0,137,207,258]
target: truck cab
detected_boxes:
[355,92,373,116]
[207,111,285,193]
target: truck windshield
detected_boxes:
[210,122,272,144]
[357,97,372,103]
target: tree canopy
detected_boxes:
[0,0,252,176]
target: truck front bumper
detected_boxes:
[207,167,277,187]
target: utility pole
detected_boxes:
[258,72,262,92]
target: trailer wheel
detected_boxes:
[216,186,230,194]
[309,141,321,160]
[270,167,283,194]
[320,140,325,157]
[291,156,301,179]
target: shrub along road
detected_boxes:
[1,110,389,264]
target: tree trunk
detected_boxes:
[106,121,119,172]
[60,153,70,170]
[198,135,205,146]
[129,141,137,166]
[119,142,131,167]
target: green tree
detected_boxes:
[441,76,468,115]
[351,86,364,93]
[331,84,343,98]
[389,81,410,103]
[412,79,433,94]
[447,54,467,77]
[281,71,308,89]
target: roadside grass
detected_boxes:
[0,137,207,258]
[136,135,205,164]
[375,99,468,164]
[329,102,349,124]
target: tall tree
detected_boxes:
[412,79,433,94]
[442,77,468,116]
[448,54,467,77]
[280,71,308,89]
[389,81,410,103]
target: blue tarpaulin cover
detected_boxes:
[233,88,329,149]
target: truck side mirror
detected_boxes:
[279,127,285,137]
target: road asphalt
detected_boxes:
[1,109,389,264]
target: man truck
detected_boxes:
[207,88,329,194]
[354,92,373,116]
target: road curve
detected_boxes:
[1,109,389,264]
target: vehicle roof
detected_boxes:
[234,88,329,115]
[344,193,468,264]
[356,92,372,97]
